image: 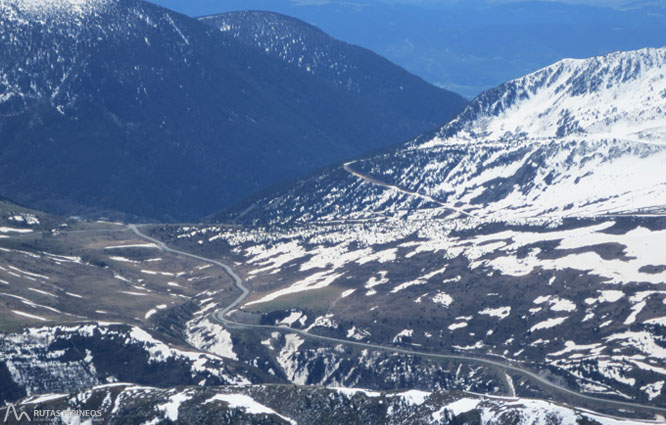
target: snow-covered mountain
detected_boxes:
[10,383,662,425]
[3,13,666,423]
[439,47,666,143]
[221,47,666,224]
[182,47,666,413]
[0,323,267,403]
[0,0,465,221]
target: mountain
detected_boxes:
[199,10,467,133]
[155,0,666,98]
[218,47,666,225]
[0,0,465,222]
[181,48,666,412]
[8,382,660,425]
[2,198,666,420]
[0,323,270,403]
[3,10,665,421]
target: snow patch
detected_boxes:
[204,393,296,424]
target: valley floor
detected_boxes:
[2,197,666,424]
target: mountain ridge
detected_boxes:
[8,380,662,424]
[434,46,666,143]
[176,47,666,413]
[199,10,467,129]
[0,0,466,222]
[214,46,666,225]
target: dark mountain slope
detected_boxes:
[199,10,467,132]
[0,0,466,222]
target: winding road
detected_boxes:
[343,161,477,219]
[128,224,666,420]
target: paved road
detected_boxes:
[343,161,477,219]
[343,162,666,222]
[128,224,666,420]
[128,224,248,315]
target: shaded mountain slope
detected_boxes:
[0,0,465,222]
[199,10,467,132]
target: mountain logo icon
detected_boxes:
[1,404,31,422]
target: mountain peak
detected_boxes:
[2,0,111,17]
[199,10,338,80]
[433,46,666,146]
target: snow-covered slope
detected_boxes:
[387,47,666,220]
[194,48,666,410]
[221,47,666,224]
[436,47,666,144]
[0,323,270,403]
[13,384,663,425]
[0,0,109,18]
